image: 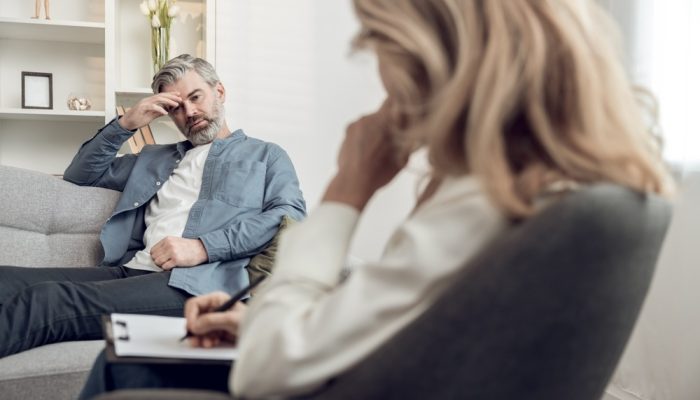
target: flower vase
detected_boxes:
[151,27,170,74]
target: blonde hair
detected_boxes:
[353,0,673,217]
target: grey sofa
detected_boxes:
[0,165,121,400]
[95,184,671,400]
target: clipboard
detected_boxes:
[102,314,236,366]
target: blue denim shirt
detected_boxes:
[64,119,306,296]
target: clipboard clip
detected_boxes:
[114,320,130,341]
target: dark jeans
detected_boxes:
[0,265,191,358]
[80,349,231,399]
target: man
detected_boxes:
[0,54,306,358]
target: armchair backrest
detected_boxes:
[303,184,672,400]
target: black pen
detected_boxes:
[179,275,268,342]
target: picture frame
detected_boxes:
[21,72,53,109]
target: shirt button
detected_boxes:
[133,202,139,207]
[156,181,161,186]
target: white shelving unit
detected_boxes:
[0,0,215,174]
[0,108,105,122]
[0,17,105,44]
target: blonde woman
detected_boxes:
[80,0,672,398]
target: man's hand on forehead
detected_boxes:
[117,92,182,131]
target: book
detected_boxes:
[102,313,238,365]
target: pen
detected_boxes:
[179,275,268,342]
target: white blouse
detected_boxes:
[231,175,507,398]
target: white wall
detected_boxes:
[214,0,417,261]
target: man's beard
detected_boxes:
[184,102,224,146]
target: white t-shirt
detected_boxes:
[125,143,212,272]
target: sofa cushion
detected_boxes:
[0,165,120,267]
[0,340,104,400]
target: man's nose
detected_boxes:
[184,101,196,117]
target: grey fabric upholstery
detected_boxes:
[95,184,671,400]
[0,341,106,400]
[0,165,119,267]
[0,165,121,400]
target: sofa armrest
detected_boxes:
[0,165,120,267]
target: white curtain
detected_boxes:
[600,1,700,400]
[600,0,700,165]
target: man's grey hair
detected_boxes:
[151,54,220,93]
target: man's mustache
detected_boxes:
[186,116,209,133]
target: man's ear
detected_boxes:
[216,82,226,102]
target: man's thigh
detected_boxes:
[0,265,138,304]
[0,271,191,356]
[79,271,189,315]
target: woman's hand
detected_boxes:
[323,101,409,211]
[183,292,248,348]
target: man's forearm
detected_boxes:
[199,204,305,263]
[63,118,137,190]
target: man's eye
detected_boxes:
[191,95,200,102]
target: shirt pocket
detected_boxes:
[213,160,266,208]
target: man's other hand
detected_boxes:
[151,236,208,270]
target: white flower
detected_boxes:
[147,0,158,12]
[151,14,161,28]
[167,5,180,18]
[139,1,150,16]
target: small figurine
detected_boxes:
[31,0,50,20]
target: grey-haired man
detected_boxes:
[0,54,306,357]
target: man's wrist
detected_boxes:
[117,115,137,132]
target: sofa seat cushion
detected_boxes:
[0,340,104,399]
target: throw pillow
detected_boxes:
[246,215,296,294]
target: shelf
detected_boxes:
[0,108,105,122]
[0,17,105,44]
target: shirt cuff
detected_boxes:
[100,117,138,147]
[273,202,360,287]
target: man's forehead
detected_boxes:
[163,71,207,91]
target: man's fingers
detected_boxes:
[156,92,181,101]
[151,105,169,116]
[151,252,168,266]
[161,259,176,270]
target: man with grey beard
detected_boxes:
[0,54,306,358]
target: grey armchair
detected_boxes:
[96,184,672,400]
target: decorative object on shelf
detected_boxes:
[31,0,51,20]
[67,94,92,111]
[140,0,180,74]
[21,71,53,109]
